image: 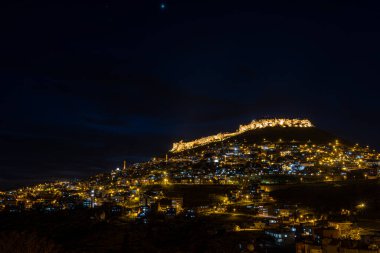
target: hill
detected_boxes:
[169,119,347,156]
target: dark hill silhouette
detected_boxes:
[171,126,348,156]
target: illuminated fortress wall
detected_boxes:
[170,118,313,153]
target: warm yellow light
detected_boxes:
[357,203,365,209]
[170,118,313,152]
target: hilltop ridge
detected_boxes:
[170,118,317,153]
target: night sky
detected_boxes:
[1,0,380,189]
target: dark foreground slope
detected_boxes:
[271,180,380,220]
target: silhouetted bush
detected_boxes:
[0,231,62,253]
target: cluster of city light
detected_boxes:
[2,118,378,252]
[298,141,375,169]
[3,137,377,213]
[170,118,313,153]
[1,119,378,216]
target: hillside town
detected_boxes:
[1,119,380,252]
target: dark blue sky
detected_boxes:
[1,0,380,189]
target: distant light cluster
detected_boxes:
[170,118,313,153]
